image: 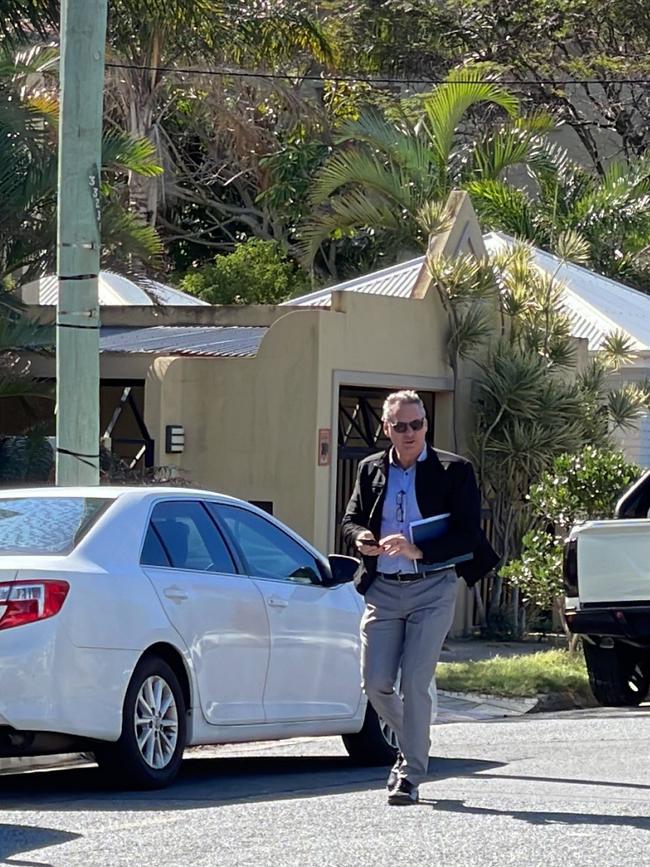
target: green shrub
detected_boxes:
[178,238,309,305]
[503,445,642,613]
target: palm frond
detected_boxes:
[553,229,591,265]
[334,111,434,184]
[310,148,417,211]
[608,385,649,430]
[102,131,163,177]
[601,330,638,369]
[451,303,495,359]
[477,344,548,416]
[299,194,406,265]
[578,359,608,398]
[421,64,519,173]
[0,1,59,45]
[100,203,164,271]
[426,253,495,305]
[466,179,538,241]
[416,200,453,237]
[571,161,650,229]
[0,317,53,353]
[0,374,54,401]
[470,120,557,182]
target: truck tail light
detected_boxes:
[0,580,70,630]
[563,539,578,598]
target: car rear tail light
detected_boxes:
[0,580,69,630]
[563,538,578,598]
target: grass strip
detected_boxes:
[436,648,591,700]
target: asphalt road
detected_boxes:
[2,706,650,867]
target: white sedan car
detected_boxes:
[0,487,396,788]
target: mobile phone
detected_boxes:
[360,536,378,548]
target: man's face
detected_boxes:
[383,401,427,462]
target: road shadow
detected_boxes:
[475,772,650,793]
[0,754,505,811]
[0,824,80,867]
[420,799,650,831]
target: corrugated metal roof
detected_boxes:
[483,232,650,351]
[290,231,650,353]
[285,257,426,307]
[23,271,209,307]
[100,326,267,357]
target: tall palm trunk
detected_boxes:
[125,30,163,226]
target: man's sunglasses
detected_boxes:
[387,418,426,433]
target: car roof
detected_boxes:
[0,486,328,564]
[0,486,243,503]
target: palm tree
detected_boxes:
[0,47,163,284]
[301,65,559,273]
[467,152,650,290]
[472,243,644,548]
[103,0,335,227]
[0,280,53,413]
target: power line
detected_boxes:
[105,61,650,88]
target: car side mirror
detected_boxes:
[325,554,359,586]
[615,469,650,518]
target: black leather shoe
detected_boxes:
[387,777,419,806]
[386,752,404,791]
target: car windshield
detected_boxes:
[0,497,113,555]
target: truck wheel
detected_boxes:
[94,656,187,789]
[342,703,399,766]
[583,640,650,706]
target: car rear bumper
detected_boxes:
[566,605,650,642]
[0,619,138,745]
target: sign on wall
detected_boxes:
[318,428,331,466]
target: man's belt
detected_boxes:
[377,566,451,583]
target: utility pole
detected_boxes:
[56,0,108,485]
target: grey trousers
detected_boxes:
[360,569,459,786]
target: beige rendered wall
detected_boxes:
[145,313,321,542]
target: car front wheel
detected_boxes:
[94,655,187,789]
[341,703,398,766]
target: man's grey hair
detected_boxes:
[382,389,425,421]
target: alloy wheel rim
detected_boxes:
[379,717,399,750]
[134,675,179,769]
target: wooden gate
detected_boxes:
[334,387,435,553]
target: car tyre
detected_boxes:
[342,703,398,766]
[94,655,187,789]
[584,640,650,706]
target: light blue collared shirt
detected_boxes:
[377,446,427,574]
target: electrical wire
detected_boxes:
[104,61,650,88]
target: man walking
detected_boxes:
[342,390,497,805]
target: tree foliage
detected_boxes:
[467,243,648,569]
[303,65,557,273]
[178,238,309,305]
[502,446,642,617]
[0,46,164,283]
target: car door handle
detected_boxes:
[266,597,288,609]
[163,586,189,601]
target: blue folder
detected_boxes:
[408,513,473,568]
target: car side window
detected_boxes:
[206,503,322,584]
[143,501,237,574]
[141,524,170,567]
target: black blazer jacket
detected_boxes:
[341,445,499,595]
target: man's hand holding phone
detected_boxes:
[356,532,382,556]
